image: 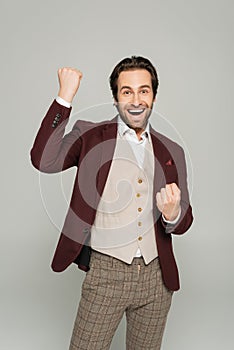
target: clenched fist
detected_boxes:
[156,183,181,221]
[58,67,83,104]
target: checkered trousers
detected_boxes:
[69,250,173,350]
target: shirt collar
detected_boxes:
[117,115,150,139]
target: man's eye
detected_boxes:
[140,89,149,94]
[123,91,131,95]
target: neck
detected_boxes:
[127,125,144,141]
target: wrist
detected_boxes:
[58,89,74,104]
[163,206,181,222]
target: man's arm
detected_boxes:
[30,68,83,173]
[156,147,193,235]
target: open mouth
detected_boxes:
[127,108,145,116]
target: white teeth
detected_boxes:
[128,109,144,113]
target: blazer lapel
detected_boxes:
[150,127,167,197]
[150,126,179,196]
[96,116,118,198]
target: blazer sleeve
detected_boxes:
[161,146,193,235]
[30,100,82,173]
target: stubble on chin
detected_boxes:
[126,110,153,131]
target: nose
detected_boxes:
[131,92,141,107]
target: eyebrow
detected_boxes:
[120,85,151,91]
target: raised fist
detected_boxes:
[57,67,83,103]
[156,183,181,221]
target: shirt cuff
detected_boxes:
[56,96,71,108]
[162,207,181,224]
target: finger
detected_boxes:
[69,68,83,79]
[160,188,168,204]
[171,183,181,199]
[57,68,63,77]
[75,69,83,78]
[156,192,162,205]
[156,192,163,211]
[165,184,173,199]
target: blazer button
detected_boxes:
[55,113,61,121]
[83,227,90,235]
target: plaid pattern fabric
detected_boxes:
[69,250,173,350]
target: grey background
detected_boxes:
[1,0,233,349]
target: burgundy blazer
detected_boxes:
[31,100,193,291]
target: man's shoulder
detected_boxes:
[74,117,117,134]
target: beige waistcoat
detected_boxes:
[91,133,158,264]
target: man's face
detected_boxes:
[115,69,155,131]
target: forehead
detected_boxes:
[117,69,152,88]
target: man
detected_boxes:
[31,56,193,349]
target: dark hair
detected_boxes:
[109,56,159,101]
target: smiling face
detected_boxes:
[115,69,156,134]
